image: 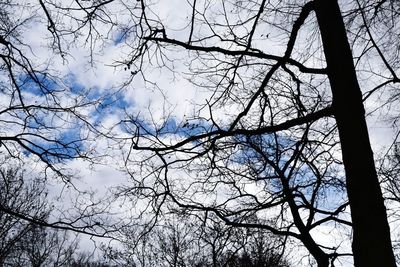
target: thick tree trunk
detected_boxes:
[314,0,396,266]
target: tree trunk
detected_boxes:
[314,0,396,266]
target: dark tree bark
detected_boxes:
[314,0,396,266]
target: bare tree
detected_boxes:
[18,226,79,267]
[0,164,85,267]
[0,1,123,238]
[1,1,400,266]
[89,0,397,266]
[104,214,289,267]
[0,165,49,265]
[0,1,97,173]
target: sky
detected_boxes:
[1,1,399,266]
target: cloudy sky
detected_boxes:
[1,1,399,266]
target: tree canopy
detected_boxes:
[1,0,400,266]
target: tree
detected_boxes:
[0,164,80,267]
[18,226,80,267]
[0,1,96,174]
[90,0,397,266]
[0,165,49,265]
[0,163,114,267]
[103,214,289,267]
[1,1,400,266]
[0,1,120,237]
[313,1,395,265]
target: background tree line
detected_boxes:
[0,163,289,266]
